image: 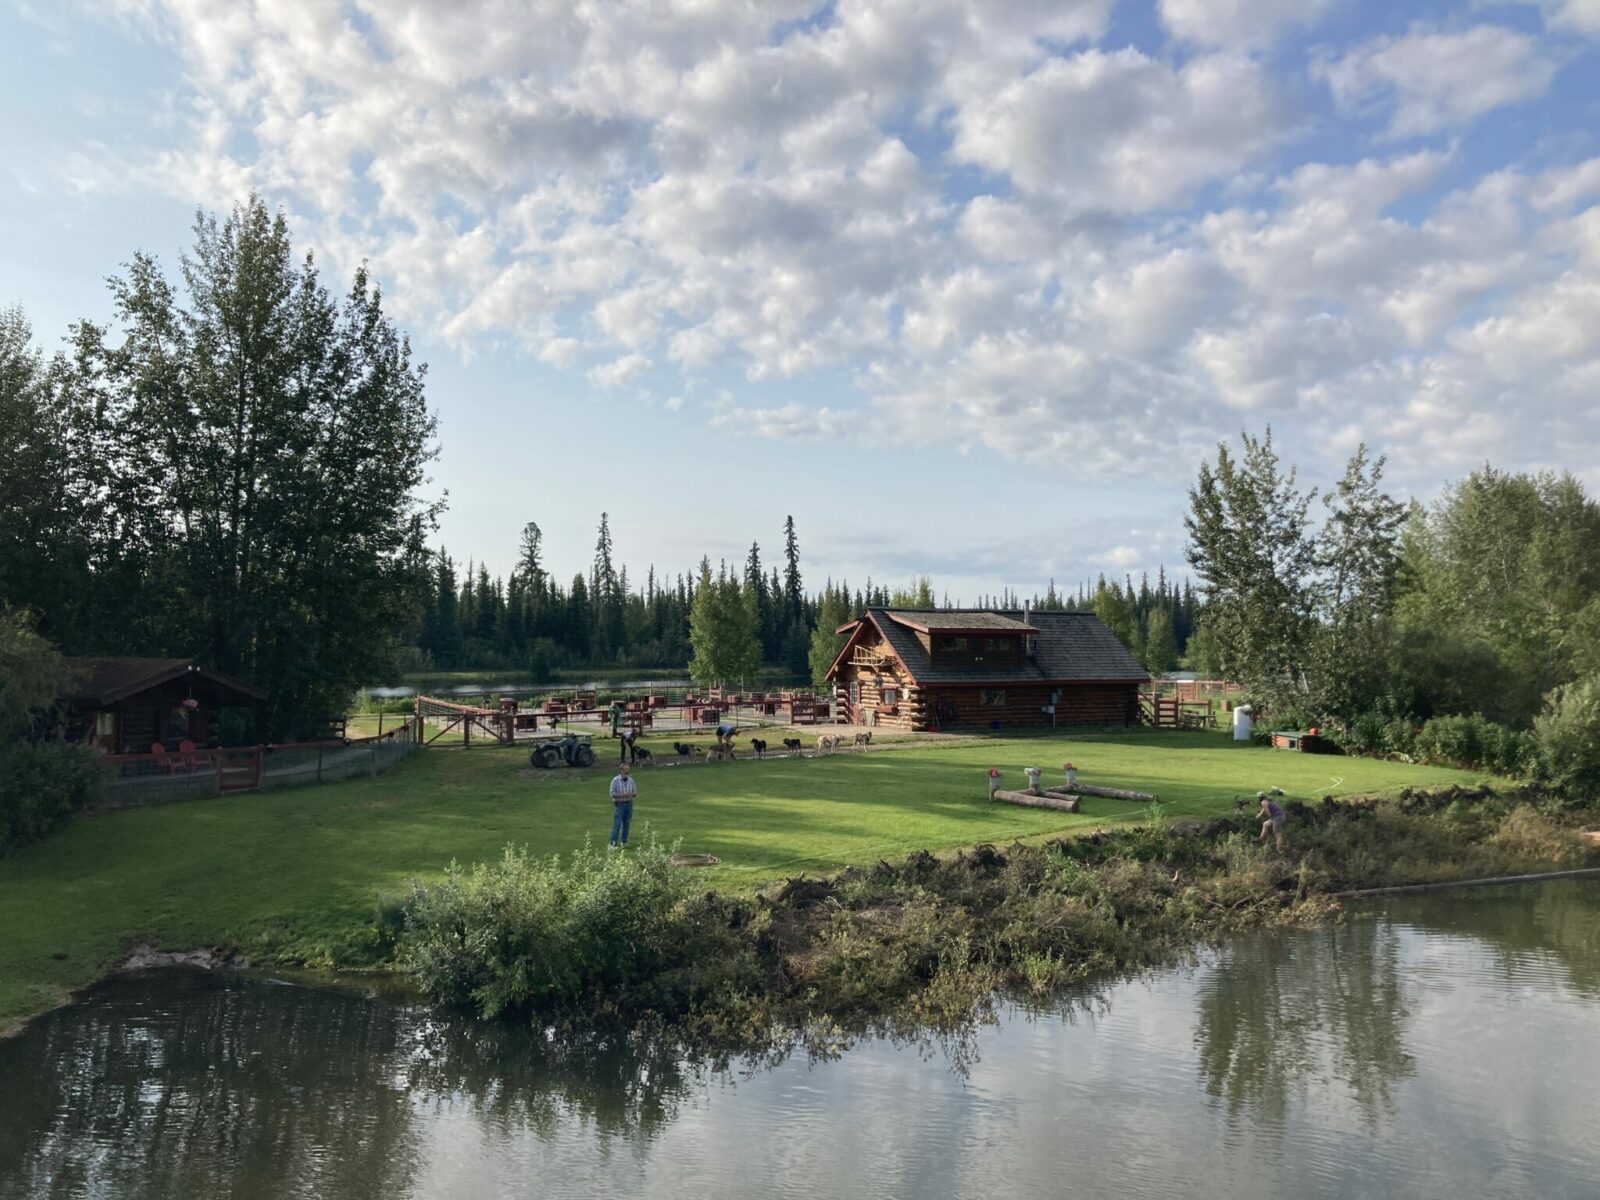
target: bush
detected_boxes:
[1534,676,1600,804]
[1344,705,1419,758]
[1413,713,1535,775]
[399,837,750,1020]
[0,741,103,855]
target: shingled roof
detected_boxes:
[883,610,1039,634]
[62,658,266,705]
[841,609,1149,686]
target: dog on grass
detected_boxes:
[750,738,768,757]
[853,731,872,747]
[673,742,694,758]
[633,747,653,765]
[816,734,839,754]
[782,737,803,754]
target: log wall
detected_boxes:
[829,618,1142,731]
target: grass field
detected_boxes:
[0,729,1490,1032]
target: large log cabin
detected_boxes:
[825,609,1149,731]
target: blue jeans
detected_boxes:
[610,801,633,846]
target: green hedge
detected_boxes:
[0,742,103,855]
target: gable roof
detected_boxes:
[62,658,267,705]
[834,609,1149,686]
[884,610,1039,635]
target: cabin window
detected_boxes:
[95,713,114,736]
[882,687,899,707]
[940,636,967,651]
[984,637,1012,651]
[980,689,1006,707]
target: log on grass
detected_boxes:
[1056,784,1157,801]
[993,789,1079,812]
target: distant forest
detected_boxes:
[410,510,1200,680]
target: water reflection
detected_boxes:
[0,972,426,1199]
[1194,920,1416,1128]
[4,884,1600,1199]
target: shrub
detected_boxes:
[399,837,750,1020]
[0,741,103,855]
[1344,709,1419,758]
[1412,713,1533,775]
[1534,676,1600,804]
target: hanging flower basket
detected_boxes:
[182,698,200,711]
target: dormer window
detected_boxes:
[940,636,967,651]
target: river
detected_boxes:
[3,881,1599,1198]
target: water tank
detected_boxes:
[1232,704,1253,742]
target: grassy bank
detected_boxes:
[0,730,1505,1032]
[399,787,1600,1048]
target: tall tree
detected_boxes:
[517,521,545,590]
[592,512,623,659]
[1143,607,1179,674]
[1311,445,1406,724]
[0,307,82,635]
[782,515,804,620]
[60,196,440,733]
[1184,428,1318,707]
[688,558,761,686]
[809,583,854,686]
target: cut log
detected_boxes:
[993,789,1079,812]
[1053,783,1156,801]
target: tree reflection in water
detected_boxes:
[0,968,738,1199]
[1193,920,1416,1130]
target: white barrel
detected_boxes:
[1232,704,1253,742]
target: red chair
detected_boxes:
[178,740,199,772]
[149,742,181,774]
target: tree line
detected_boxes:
[407,513,1202,682]
[1184,430,1600,796]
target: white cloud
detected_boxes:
[587,353,650,388]
[1514,0,1600,35]
[708,403,867,439]
[1094,545,1142,568]
[950,49,1285,211]
[1158,0,1332,48]
[1315,25,1557,138]
[98,1,1600,495]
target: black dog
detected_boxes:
[633,747,653,765]
[782,737,803,754]
[750,738,767,757]
[673,742,694,758]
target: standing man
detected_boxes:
[609,762,637,848]
[1256,791,1286,851]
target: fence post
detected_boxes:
[317,747,324,781]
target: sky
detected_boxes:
[4,0,1600,603]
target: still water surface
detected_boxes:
[3,881,1599,1199]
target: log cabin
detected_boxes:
[825,609,1149,732]
[60,658,266,754]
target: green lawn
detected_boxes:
[0,730,1489,1031]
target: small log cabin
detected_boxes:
[61,658,266,754]
[825,609,1149,731]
